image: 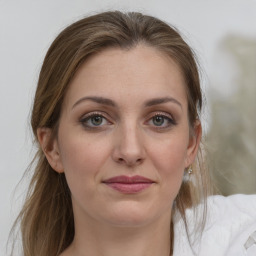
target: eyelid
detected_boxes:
[148,111,174,121]
[145,111,177,128]
[79,111,113,128]
[80,111,108,119]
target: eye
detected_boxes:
[147,113,176,129]
[80,112,111,129]
[152,116,166,126]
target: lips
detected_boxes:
[102,175,155,194]
[103,175,154,184]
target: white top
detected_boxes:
[173,194,256,256]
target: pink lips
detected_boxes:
[102,175,154,194]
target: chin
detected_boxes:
[100,203,161,228]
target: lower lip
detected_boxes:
[104,183,153,194]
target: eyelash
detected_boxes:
[79,112,176,130]
[79,112,111,130]
[146,112,176,130]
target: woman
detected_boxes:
[11,11,256,256]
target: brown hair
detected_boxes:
[11,11,211,256]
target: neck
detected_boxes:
[63,208,172,256]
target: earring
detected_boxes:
[183,165,193,183]
[187,165,193,174]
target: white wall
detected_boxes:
[1,0,256,254]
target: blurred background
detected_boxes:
[0,0,255,254]
[207,35,256,195]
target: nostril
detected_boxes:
[118,158,125,163]
[116,157,143,166]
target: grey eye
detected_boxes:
[90,116,103,126]
[80,114,109,128]
[152,116,165,126]
[147,114,176,129]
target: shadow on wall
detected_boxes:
[206,35,256,195]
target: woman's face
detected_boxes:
[42,45,201,227]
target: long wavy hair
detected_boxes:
[10,11,212,256]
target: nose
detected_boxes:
[112,123,145,167]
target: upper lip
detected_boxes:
[102,175,154,184]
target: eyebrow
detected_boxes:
[72,96,182,109]
[144,97,182,109]
[72,96,116,109]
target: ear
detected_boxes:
[37,127,64,173]
[185,120,202,167]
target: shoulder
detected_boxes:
[208,194,256,213]
[203,194,256,255]
[173,194,256,256]
[206,194,256,228]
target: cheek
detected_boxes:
[148,134,189,196]
[150,135,188,174]
[57,132,110,194]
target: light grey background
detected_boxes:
[1,0,256,254]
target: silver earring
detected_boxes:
[183,165,192,183]
[187,165,193,174]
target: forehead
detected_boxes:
[64,45,187,108]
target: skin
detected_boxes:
[38,44,201,256]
